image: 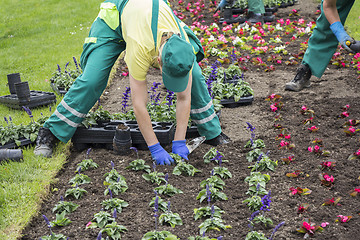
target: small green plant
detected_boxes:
[40,215,69,240]
[149,195,169,212]
[246,148,265,162]
[245,172,270,196]
[243,195,263,212]
[159,201,183,228]
[142,231,179,240]
[76,154,99,172]
[197,186,228,203]
[142,163,166,185]
[101,198,129,213]
[100,221,128,240]
[198,217,232,235]
[104,179,128,196]
[212,166,232,179]
[87,211,115,229]
[104,165,126,184]
[245,139,266,149]
[50,211,72,227]
[203,148,227,164]
[65,186,87,199]
[172,160,201,176]
[200,175,226,190]
[52,197,79,215]
[193,205,224,221]
[126,159,151,173]
[69,172,91,187]
[50,57,81,91]
[154,183,183,197]
[249,155,278,172]
[245,231,269,240]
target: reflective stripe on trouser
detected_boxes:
[248,0,265,14]
[302,0,354,78]
[44,17,126,143]
[190,60,221,140]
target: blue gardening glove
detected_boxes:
[172,140,190,160]
[330,21,355,52]
[215,0,229,12]
[148,143,174,165]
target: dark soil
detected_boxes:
[21,0,360,239]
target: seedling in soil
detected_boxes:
[65,185,87,200]
[172,160,201,176]
[297,203,310,215]
[203,148,227,164]
[200,175,225,190]
[281,155,295,164]
[101,198,129,213]
[296,218,323,239]
[198,216,232,236]
[87,211,115,229]
[142,163,166,185]
[126,159,151,173]
[245,139,266,149]
[347,148,360,161]
[349,187,360,197]
[197,185,228,203]
[336,215,352,223]
[40,215,68,240]
[104,177,128,196]
[319,173,335,187]
[52,196,79,215]
[243,195,263,212]
[249,155,278,172]
[76,149,99,172]
[322,197,341,206]
[154,174,183,197]
[212,166,232,179]
[193,205,224,221]
[69,170,91,187]
[149,195,168,213]
[319,160,336,171]
[159,201,183,228]
[104,166,126,184]
[286,170,303,178]
[289,187,312,196]
[50,211,72,227]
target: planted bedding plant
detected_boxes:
[50,57,82,94]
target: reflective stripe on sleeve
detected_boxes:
[192,112,217,125]
[54,110,79,128]
[60,99,87,118]
[190,100,213,114]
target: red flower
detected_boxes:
[302,221,315,231]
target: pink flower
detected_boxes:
[86,221,92,227]
[269,93,276,99]
[270,104,277,112]
[122,72,129,76]
[302,221,315,231]
[280,140,289,147]
[354,188,360,193]
[314,145,320,152]
[284,134,291,139]
[337,215,349,223]
[308,147,313,152]
[323,174,334,182]
[292,9,298,13]
[355,149,360,156]
[290,187,298,195]
[348,126,356,133]
[308,125,318,132]
[341,111,349,117]
[301,105,307,111]
[321,222,329,228]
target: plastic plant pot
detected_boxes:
[0,149,23,163]
[7,73,21,95]
[113,123,132,155]
[14,81,31,102]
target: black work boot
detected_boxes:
[205,132,230,146]
[34,127,58,158]
[220,8,246,24]
[247,11,264,24]
[285,64,312,92]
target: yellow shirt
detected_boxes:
[121,0,189,81]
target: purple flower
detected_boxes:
[231,48,237,63]
[153,162,156,171]
[110,161,114,169]
[165,173,169,183]
[97,231,102,240]
[256,153,263,163]
[65,62,69,69]
[211,204,215,219]
[57,64,61,72]
[73,57,79,70]
[22,106,34,122]
[113,208,117,219]
[260,191,271,211]
[60,196,64,201]
[8,116,12,122]
[246,122,255,132]
[121,87,131,113]
[165,90,175,106]
[167,201,171,212]
[217,236,223,240]
[78,167,81,174]
[211,169,214,176]
[86,148,92,158]
[4,117,8,124]
[269,221,285,240]
[154,196,159,217]
[42,214,52,233]
[206,184,211,204]
[109,188,113,199]
[248,210,260,229]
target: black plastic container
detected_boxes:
[0,90,56,109]
[7,73,22,94]
[0,149,23,163]
[349,41,360,53]
[14,81,31,102]
[220,95,254,108]
[113,124,132,155]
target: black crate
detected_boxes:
[0,91,56,109]
[220,95,254,108]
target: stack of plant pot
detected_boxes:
[0,73,56,109]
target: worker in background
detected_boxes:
[34,0,229,164]
[285,0,357,91]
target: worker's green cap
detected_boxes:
[161,34,195,93]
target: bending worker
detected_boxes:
[285,0,357,91]
[34,0,229,164]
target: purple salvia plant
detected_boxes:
[4,117,8,124]
[121,87,131,113]
[65,62,69,69]
[109,188,113,199]
[150,82,161,102]
[256,153,263,164]
[86,148,92,158]
[269,221,285,240]
[97,231,102,240]
[153,92,161,106]
[231,48,237,63]
[153,162,156,171]
[22,106,34,122]
[256,183,260,193]
[260,191,271,211]
[165,90,175,106]
[206,61,219,97]
[248,210,260,229]
[57,64,61,73]
[130,147,139,159]
[167,201,171,212]
[78,167,81,174]
[113,208,117,219]
[211,204,215,219]
[266,151,270,156]
[154,195,159,231]
[211,169,214,176]
[165,173,169,183]
[9,116,12,122]
[60,196,64,201]
[73,57,79,70]
[217,236,223,240]
[111,161,115,169]
[206,184,211,206]
[42,215,52,234]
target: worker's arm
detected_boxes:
[129,74,174,165]
[323,0,354,52]
[171,73,192,160]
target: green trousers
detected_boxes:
[302,0,354,78]
[248,0,265,14]
[44,0,221,143]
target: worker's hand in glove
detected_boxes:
[215,0,228,12]
[330,21,355,52]
[172,140,189,160]
[148,143,174,165]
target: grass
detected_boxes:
[0,0,359,239]
[0,0,102,239]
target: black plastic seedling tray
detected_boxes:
[0,138,34,149]
[71,120,175,151]
[0,91,56,109]
[220,95,254,108]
